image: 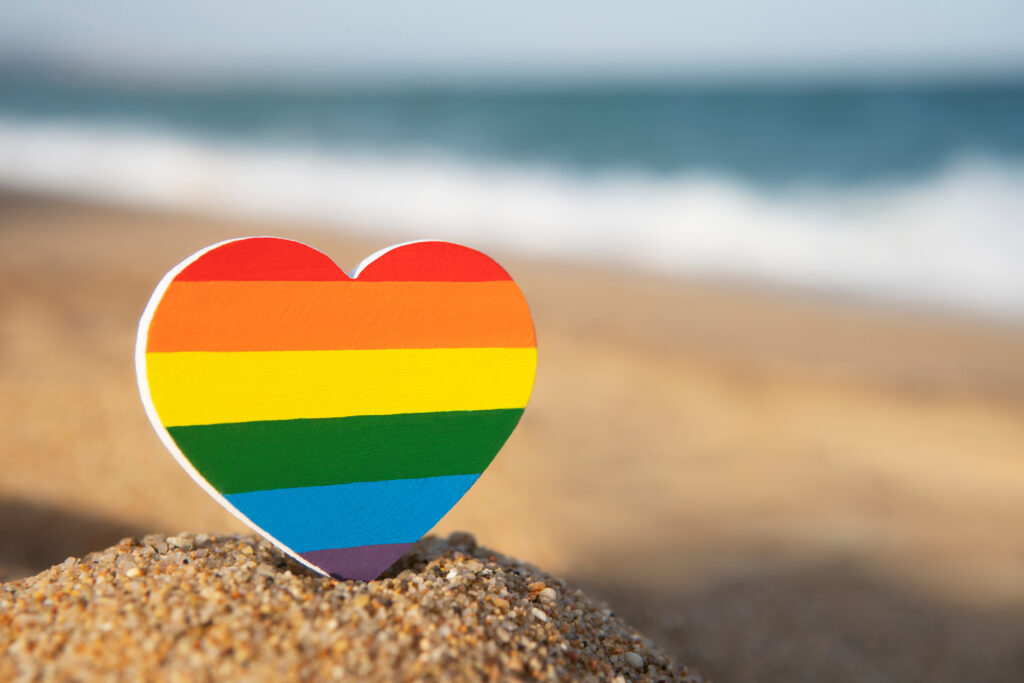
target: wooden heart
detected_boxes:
[136,238,536,580]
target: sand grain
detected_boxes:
[1,532,700,682]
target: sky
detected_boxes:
[1,0,1023,83]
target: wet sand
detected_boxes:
[3,190,1024,681]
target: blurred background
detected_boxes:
[2,2,1023,681]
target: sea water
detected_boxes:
[1,77,1022,317]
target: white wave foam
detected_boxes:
[1,118,1023,317]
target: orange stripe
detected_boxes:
[146,281,536,352]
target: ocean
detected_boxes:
[1,77,1023,317]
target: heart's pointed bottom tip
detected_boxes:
[300,543,415,581]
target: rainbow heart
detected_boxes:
[136,238,536,580]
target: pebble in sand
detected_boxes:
[1,532,704,681]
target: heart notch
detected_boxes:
[136,238,536,581]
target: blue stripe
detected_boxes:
[225,474,479,552]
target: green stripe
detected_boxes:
[167,409,524,494]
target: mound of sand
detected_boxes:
[0,532,701,681]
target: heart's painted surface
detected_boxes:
[136,238,536,580]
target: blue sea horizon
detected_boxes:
[1,75,1022,317]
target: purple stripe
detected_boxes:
[300,543,414,581]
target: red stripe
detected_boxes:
[357,242,512,282]
[177,238,349,281]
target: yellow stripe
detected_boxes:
[145,348,537,427]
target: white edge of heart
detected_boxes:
[348,238,450,278]
[135,236,449,580]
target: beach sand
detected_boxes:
[2,532,700,681]
[3,190,1024,681]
